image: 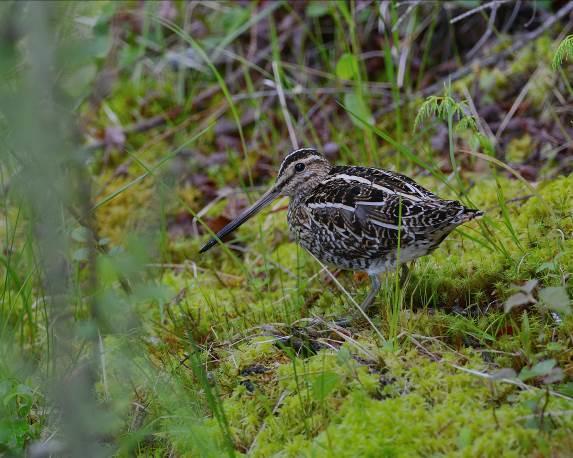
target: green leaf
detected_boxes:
[72,247,89,262]
[312,371,340,401]
[539,286,571,314]
[556,382,573,397]
[490,368,517,380]
[343,92,373,129]
[519,359,556,382]
[336,53,359,80]
[542,368,564,385]
[536,261,557,273]
[457,427,472,449]
[61,63,97,97]
[504,292,533,313]
[306,1,330,18]
[546,342,565,352]
[521,279,538,295]
[336,346,351,366]
[71,226,90,243]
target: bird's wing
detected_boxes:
[306,167,466,236]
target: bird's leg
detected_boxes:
[333,274,381,327]
[359,274,381,313]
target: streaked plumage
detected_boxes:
[200,148,483,313]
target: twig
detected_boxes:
[447,363,573,401]
[484,194,533,212]
[460,85,495,140]
[378,2,573,116]
[98,329,109,401]
[272,61,298,149]
[85,107,183,152]
[392,1,420,32]
[450,1,509,24]
[495,68,541,141]
[466,0,499,59]
[85,25,301,151]
[427,2,573,95]
[145,262,244,281]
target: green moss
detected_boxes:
[506,135,534,163]
[510,36,553,75]
[306,355,573,457]
[477,68,510,103]
[208,347,573,457]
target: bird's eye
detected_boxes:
[294,162,305,172]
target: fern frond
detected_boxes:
[414,95,478,133]
[552,35,573,70]
[414,96,442,130]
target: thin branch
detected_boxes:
[466,1,499,59]
[378,1,573,116]
[450,0,509,24]
[272,61,298,149]
[85,24,301,151]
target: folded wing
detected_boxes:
[303,167,468,250]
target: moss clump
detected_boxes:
[94,167,155,244]
[506,135,534,163]
[304,351,572,457]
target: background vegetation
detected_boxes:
[1,0,572,456]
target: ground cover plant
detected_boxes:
[1,1,573,456]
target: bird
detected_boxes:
[200,148,483,314]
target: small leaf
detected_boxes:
[504,292,533,313]
[71,226,90,243]
[343,92,373,129]
[72,248,89,262]
[546,342,564,352]
[521,279,539,295]
[306,1,330,17]
[312,371,340,401]
[336,53,359,80]
[536,261,557,273]
[539,287,571,314]
[542,368,564,385]
[556,382,573,397]
[336,346,351,366]
[490,368,517,380]
[61,63,97,97]
[519,359,556,382]
[457,427,472,449]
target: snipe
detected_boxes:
[200,148,483,313]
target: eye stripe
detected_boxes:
[278,148,321,176]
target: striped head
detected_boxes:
[275,148,331,197]
[199,148,330,253]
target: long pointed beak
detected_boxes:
[199,186,280,253]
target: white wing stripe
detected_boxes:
[355,201,385,206]
[369,219,401,230]
[322,174,422,202]
[308,202,355,212]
